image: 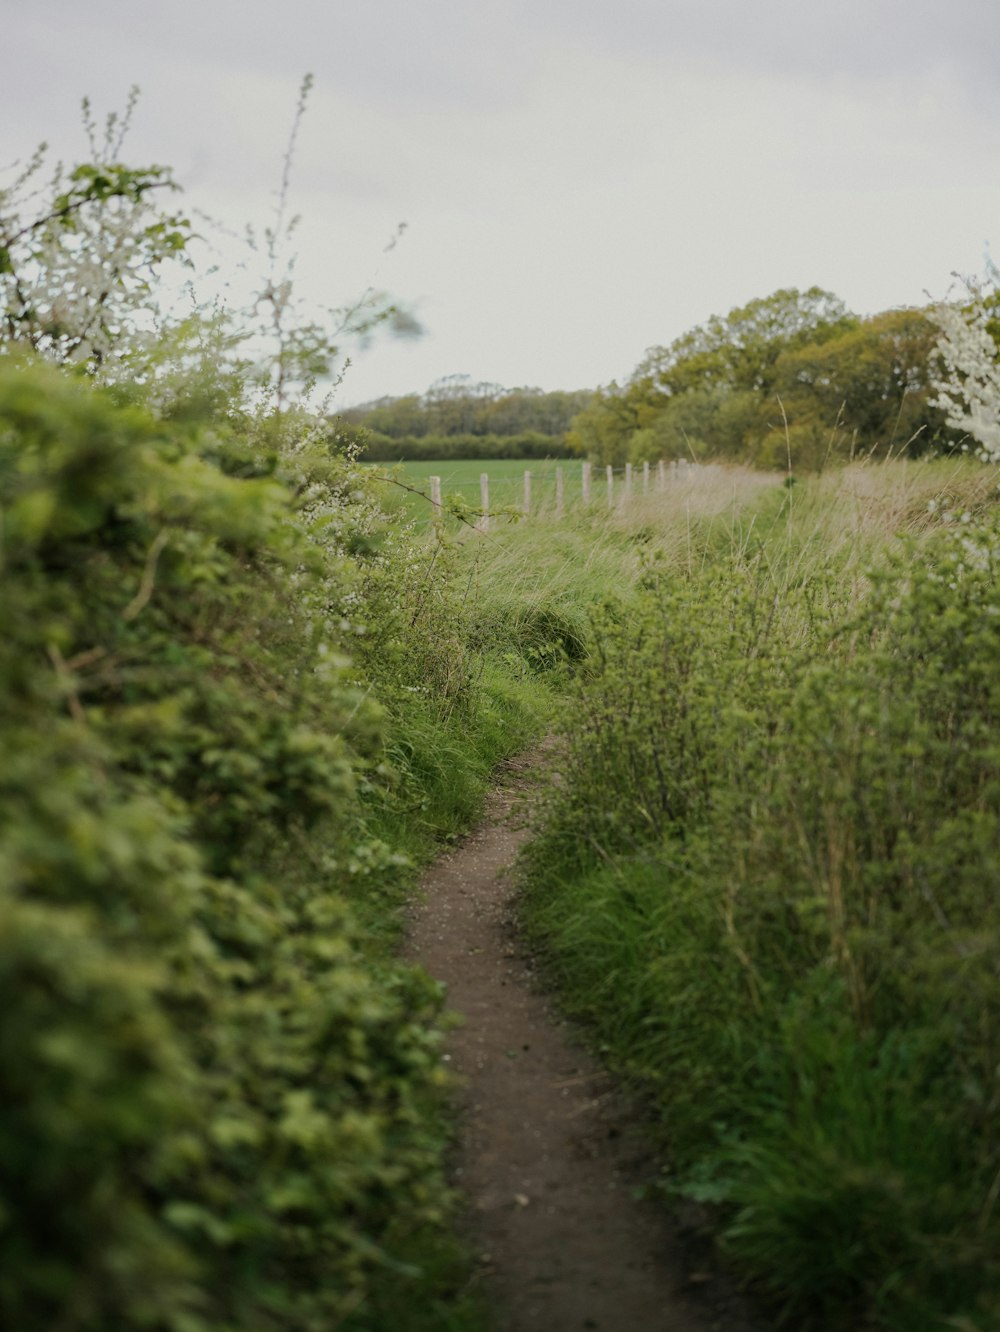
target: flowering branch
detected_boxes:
[931,264,1000,461]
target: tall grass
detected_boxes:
[450,463,780,655]
[516,456,1000,1332]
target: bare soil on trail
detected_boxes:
[406,749,769,1332]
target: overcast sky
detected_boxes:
[4,0,999,404]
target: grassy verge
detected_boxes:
[515,458,1000,1331]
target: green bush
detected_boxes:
[0,361,485,1330]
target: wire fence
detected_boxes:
[415,459,699,529]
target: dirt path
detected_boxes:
[407,750,767,1332]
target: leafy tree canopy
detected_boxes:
[569,288,960,469]
[634,286,857,398]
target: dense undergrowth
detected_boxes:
[0,358,553,1332]
[518,461,1000,1331]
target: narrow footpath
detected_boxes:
[407,750,766,1332]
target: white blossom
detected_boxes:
[930,266,1000,461]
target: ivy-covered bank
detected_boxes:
[0,360,547,1332]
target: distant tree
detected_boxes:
[343,392,429,437]
[566,382,649,464]
[570,287,858,466]
[627,386,761,463]
[481,386,593,436]
[423,374,501,434]
[342,380,593,447]
[770,307,947,463]
[636,286,857,398]
[568,289,955,468]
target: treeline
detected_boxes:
[569,287,960,469]
[339,375,590,459]
[360,431,576,462]
[346,290,976,473]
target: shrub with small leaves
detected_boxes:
[0,361,464,1331]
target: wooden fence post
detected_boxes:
[642,460,650,494]
[479,472,490,532]
[606,465,614,508]
[555,467,565,518]
[429,475,442,510]
[582,460,591,504]
[657,459,666,490]
[624,462,632,500]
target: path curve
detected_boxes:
[407,749,766,1332]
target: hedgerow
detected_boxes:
[0,359,519,1330]
[0,82,569,1325]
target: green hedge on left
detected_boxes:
[0,361,456,1331]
